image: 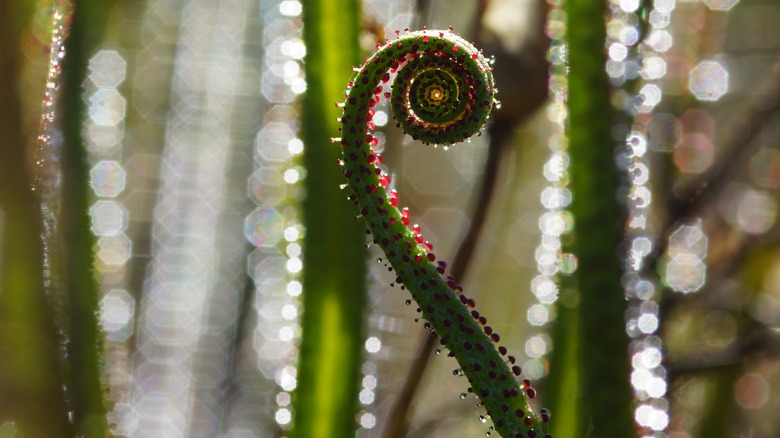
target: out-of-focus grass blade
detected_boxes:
[292,0,368,437]
[0,3,71,437]
[57,1,122,435]
[554,0,635,435]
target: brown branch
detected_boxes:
[406,399,478,438]
[653,60,780,260]
[666,324,780,381]
[467,0,492,39]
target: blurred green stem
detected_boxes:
[557,0,635,435]
[546,303,580,438]
[58,0,121,435]
[293,0,368,437]
[698,365,739,438]
[0,2,71,437]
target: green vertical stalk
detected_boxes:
[564,0,635,435]
[0,2,71,437]
[698,366,739,438]
[58,1,119,435]
[546,303,580,438]
[293,1,367,437]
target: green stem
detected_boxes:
[58,1,120,435]
[564,0,634,435]
[698,365,740,438]
[546,303,580,438]
[292,1,368,437]
[0,2,71,437]
[338,30,547,437]
[382,122,514,438]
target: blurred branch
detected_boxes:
[466,0,491,40]
[654,60,780,260]
[382,2,550,436]
[222,250,257,428]
[413,0,431,24]
[667,325,780,379]
[651,64,780,371]
[664,301,778,438]
[362,9,386,42]
[406,399,478,438]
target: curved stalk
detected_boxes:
[338,29,549,437]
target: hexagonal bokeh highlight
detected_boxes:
[647,113,682,152]
[665,254,706,293]
[749,148,780,189]
[635,404,669,431]
[90,200,128,236]
[89,50,127,88]
[641,56,667,80]
[256,122,295,162]
[248,167,286,205]
[703,0,739,11]
[734,373,770,409]
[674,133,715,174]
[668,222,708,257]
[649,10,671,28]
[89,89,126,126]
[679,108,715,137]
[645,30,673,52]
[404,146,466,195]
[261,70,295,103]
[279,0,302,16]
[525,335,548,358]
[88,123,123,149]
[638,83,662,112]
[97,233,132,266]
[90,160,127,197]
[245,207,285,246]
[736,189,777,234]
[689,61,729,101]
[100,289,135,341]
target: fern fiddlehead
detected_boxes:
[336,29,551,437]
